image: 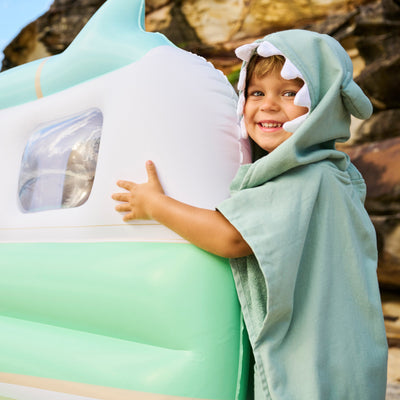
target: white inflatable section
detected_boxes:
[0,46,250,243]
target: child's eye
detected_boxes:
[250,90,264,97]
[283,91,297,97]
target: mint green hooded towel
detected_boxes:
[218,30,388,400]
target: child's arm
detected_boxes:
[112,160,252,258]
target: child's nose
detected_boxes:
[260,96,279,111]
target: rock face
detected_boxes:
[2,0,105,70]
[2,0,400,395]
[335,0,400,296]
[0,0,375,71]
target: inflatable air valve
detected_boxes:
[0,0,251,399]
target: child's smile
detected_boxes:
[258,120,284,130]
[244,69,308,153]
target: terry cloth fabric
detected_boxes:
[218,30,388,400]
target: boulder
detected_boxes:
[382,291,400,399]
[342,138,400,289]
[350,109,400,145]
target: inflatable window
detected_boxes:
[18,108,102,213]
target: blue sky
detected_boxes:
[0,0,53,63]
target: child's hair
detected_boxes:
[245,55,303,98]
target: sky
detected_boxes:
[0,0,54,63]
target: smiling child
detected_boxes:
[113,30,388,400]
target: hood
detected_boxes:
[233,29,372,190]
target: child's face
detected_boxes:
[243,69,308,153]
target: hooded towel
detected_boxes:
[218,30,388,400]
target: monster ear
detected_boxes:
[341,74,373,119]
[235,42,260,62]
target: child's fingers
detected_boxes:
[112,193,130,202]
[115,203,131,212]
[123,212,136,222]
[145,160,160,183]
[116,180,135,190]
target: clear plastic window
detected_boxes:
[18,108,103,213]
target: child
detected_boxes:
[112,30,388,399]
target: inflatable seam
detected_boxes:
[34,59,49,99]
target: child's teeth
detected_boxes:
[261,123,282,128]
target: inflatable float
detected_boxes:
[0,0,251,399]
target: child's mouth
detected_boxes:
[259,122,283,129]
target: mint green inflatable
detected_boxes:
[0,0,251,399]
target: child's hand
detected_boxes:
[113,160,252,257]
[112,160,165,221]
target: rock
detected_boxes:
[344,137,400,214]
[0,0,380,70]
[145,3,173,33]
[178,0,372,47]
[145,0,170,13]
[2,0,106,70]
[387,383,400,400]
[352,0,400,110]
[1,22,51,69]
[355,55,400,110]
[354,0,400,65]
[181,0,247,45]
[382,292,400,399]
[238,0,360,40]
[373,215,400,289]
[382,291,400,347]
[349,109,400,145]
[342,138,400,289]
[154,1,201,50]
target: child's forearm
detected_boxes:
[112,161,251,258]
[146,192,251,258]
